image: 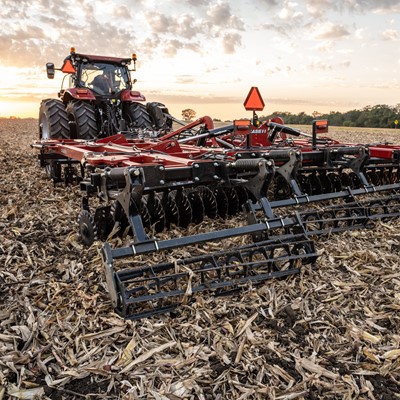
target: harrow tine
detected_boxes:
[104,235,318,320]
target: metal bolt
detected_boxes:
[194,177,200,182]
[213,175,219,180]
[159,166,165,171]
[160,180,165,185]
[130,168,140,176]
[213,162,219,167]
[194,163,199,168]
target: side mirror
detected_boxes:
[46,63,55,79]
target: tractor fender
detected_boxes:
[61,88,96,102]
[120,89,146,102]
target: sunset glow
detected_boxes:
[0,1,399,120]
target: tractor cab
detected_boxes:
[65,52,134,97]
[78,62,130,96]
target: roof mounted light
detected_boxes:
[70,47,76,53]
[132,53,137,61]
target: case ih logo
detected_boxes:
[251,128,267,134]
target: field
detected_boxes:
[1,118,400,399]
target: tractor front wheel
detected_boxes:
[39,99,70,139]
[123,102,153,130]
[66,101,98,140]
[147,102,173,130]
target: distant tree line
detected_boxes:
[262,104,400,128]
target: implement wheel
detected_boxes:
[66,101,98,140]
[123,102,153,130]
[78,209,98,246]
[39,99,70,139]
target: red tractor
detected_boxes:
[39,47,172,140]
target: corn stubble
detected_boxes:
[0,119,399,399]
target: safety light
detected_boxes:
[132,53,137,61]
[70,47,76,53]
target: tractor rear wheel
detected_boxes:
[66,101,98,140]
[123,102,153,130]
[39,99,70,139]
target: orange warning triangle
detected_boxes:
[243,87,265,111]
[61,59,76,74]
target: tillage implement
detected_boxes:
[34,57,400,318]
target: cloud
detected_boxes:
[0,0,139,68]
[354,27,366,39]
[0,0,246,68]
[112,4,132,19]
[382,29,399,41]
[259,23,291,37]
[206,2,245,30]
[176,75,196,84]
[181,0,210,6]
[256,0,280,6]
[145,12,171,34]
[143,4,244,56]
[222,33,241,54]
[313,22,351,40]
[265,64,293,76]
[257,1,303,38]
[176,15,203,39]
[305,0,400,16]
[278,2,304,21]
[314,40,335,52]
[368,1,400,14]
[305,0,338,17]
[339,60,351,67]
[144,91,243,104]
[308,60,333,70]
[37,0,71,18]
[0,1,28,19]
[162,39,202,57]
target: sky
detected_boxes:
[0,0,399,121]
